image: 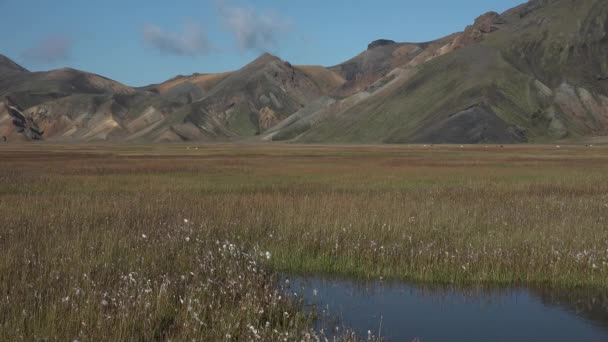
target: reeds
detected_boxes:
[1,143,606,339]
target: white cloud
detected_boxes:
[217,1,291,53]
[22,35,72,64]
[143,21,214,56]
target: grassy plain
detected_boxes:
[1,143,607,339]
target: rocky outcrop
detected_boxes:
[450,12,505,49]
[503,0,554,19]
[473,11,505,33]
[3,97,43,140]
[367,39,397,50]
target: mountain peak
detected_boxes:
[367,39,397,50]
[0,54,29,75]
[253,52,282,64]
[239,53,284,72]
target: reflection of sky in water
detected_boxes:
[288,277,608,342]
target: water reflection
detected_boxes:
[531,287,608,331]
[286,276,608,342]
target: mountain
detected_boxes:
[0,67,137,110]
[2,0,608,144]
[0,96,42,141]
[0,65,186,141]
[0,52,336,142]
[269,0,608,144]
[173,53,341,140]
[143,72,231,105]
[329,35,458,97]
[0,54,28,77]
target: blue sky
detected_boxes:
[1,0,522,86]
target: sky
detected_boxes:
[1,0,523,87]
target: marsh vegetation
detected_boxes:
[1,143,607,340]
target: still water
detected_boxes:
[287,276,608,342]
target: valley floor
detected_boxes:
[1,143,607,339]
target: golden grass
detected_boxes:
[156,72,232,94]
[1,143,607,339]
[296,65,346,93]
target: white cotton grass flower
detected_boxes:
[247,324,260,339]
[184,219,189,224]
[265,251,271,260]
[141,234,147,239]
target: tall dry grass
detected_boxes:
[1,143,607,339]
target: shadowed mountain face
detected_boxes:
[2,0,608,143]
[0,55,28,77]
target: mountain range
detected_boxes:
[2,0,608,144]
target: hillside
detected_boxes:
[2,0,608,144]
[269,0,608,144]
[175,53,335,139]
[0,54,28,77]
[329,36,457,97]
[0,64,188,142]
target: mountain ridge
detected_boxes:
[0,54,29,76]
[2,0,608,144]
